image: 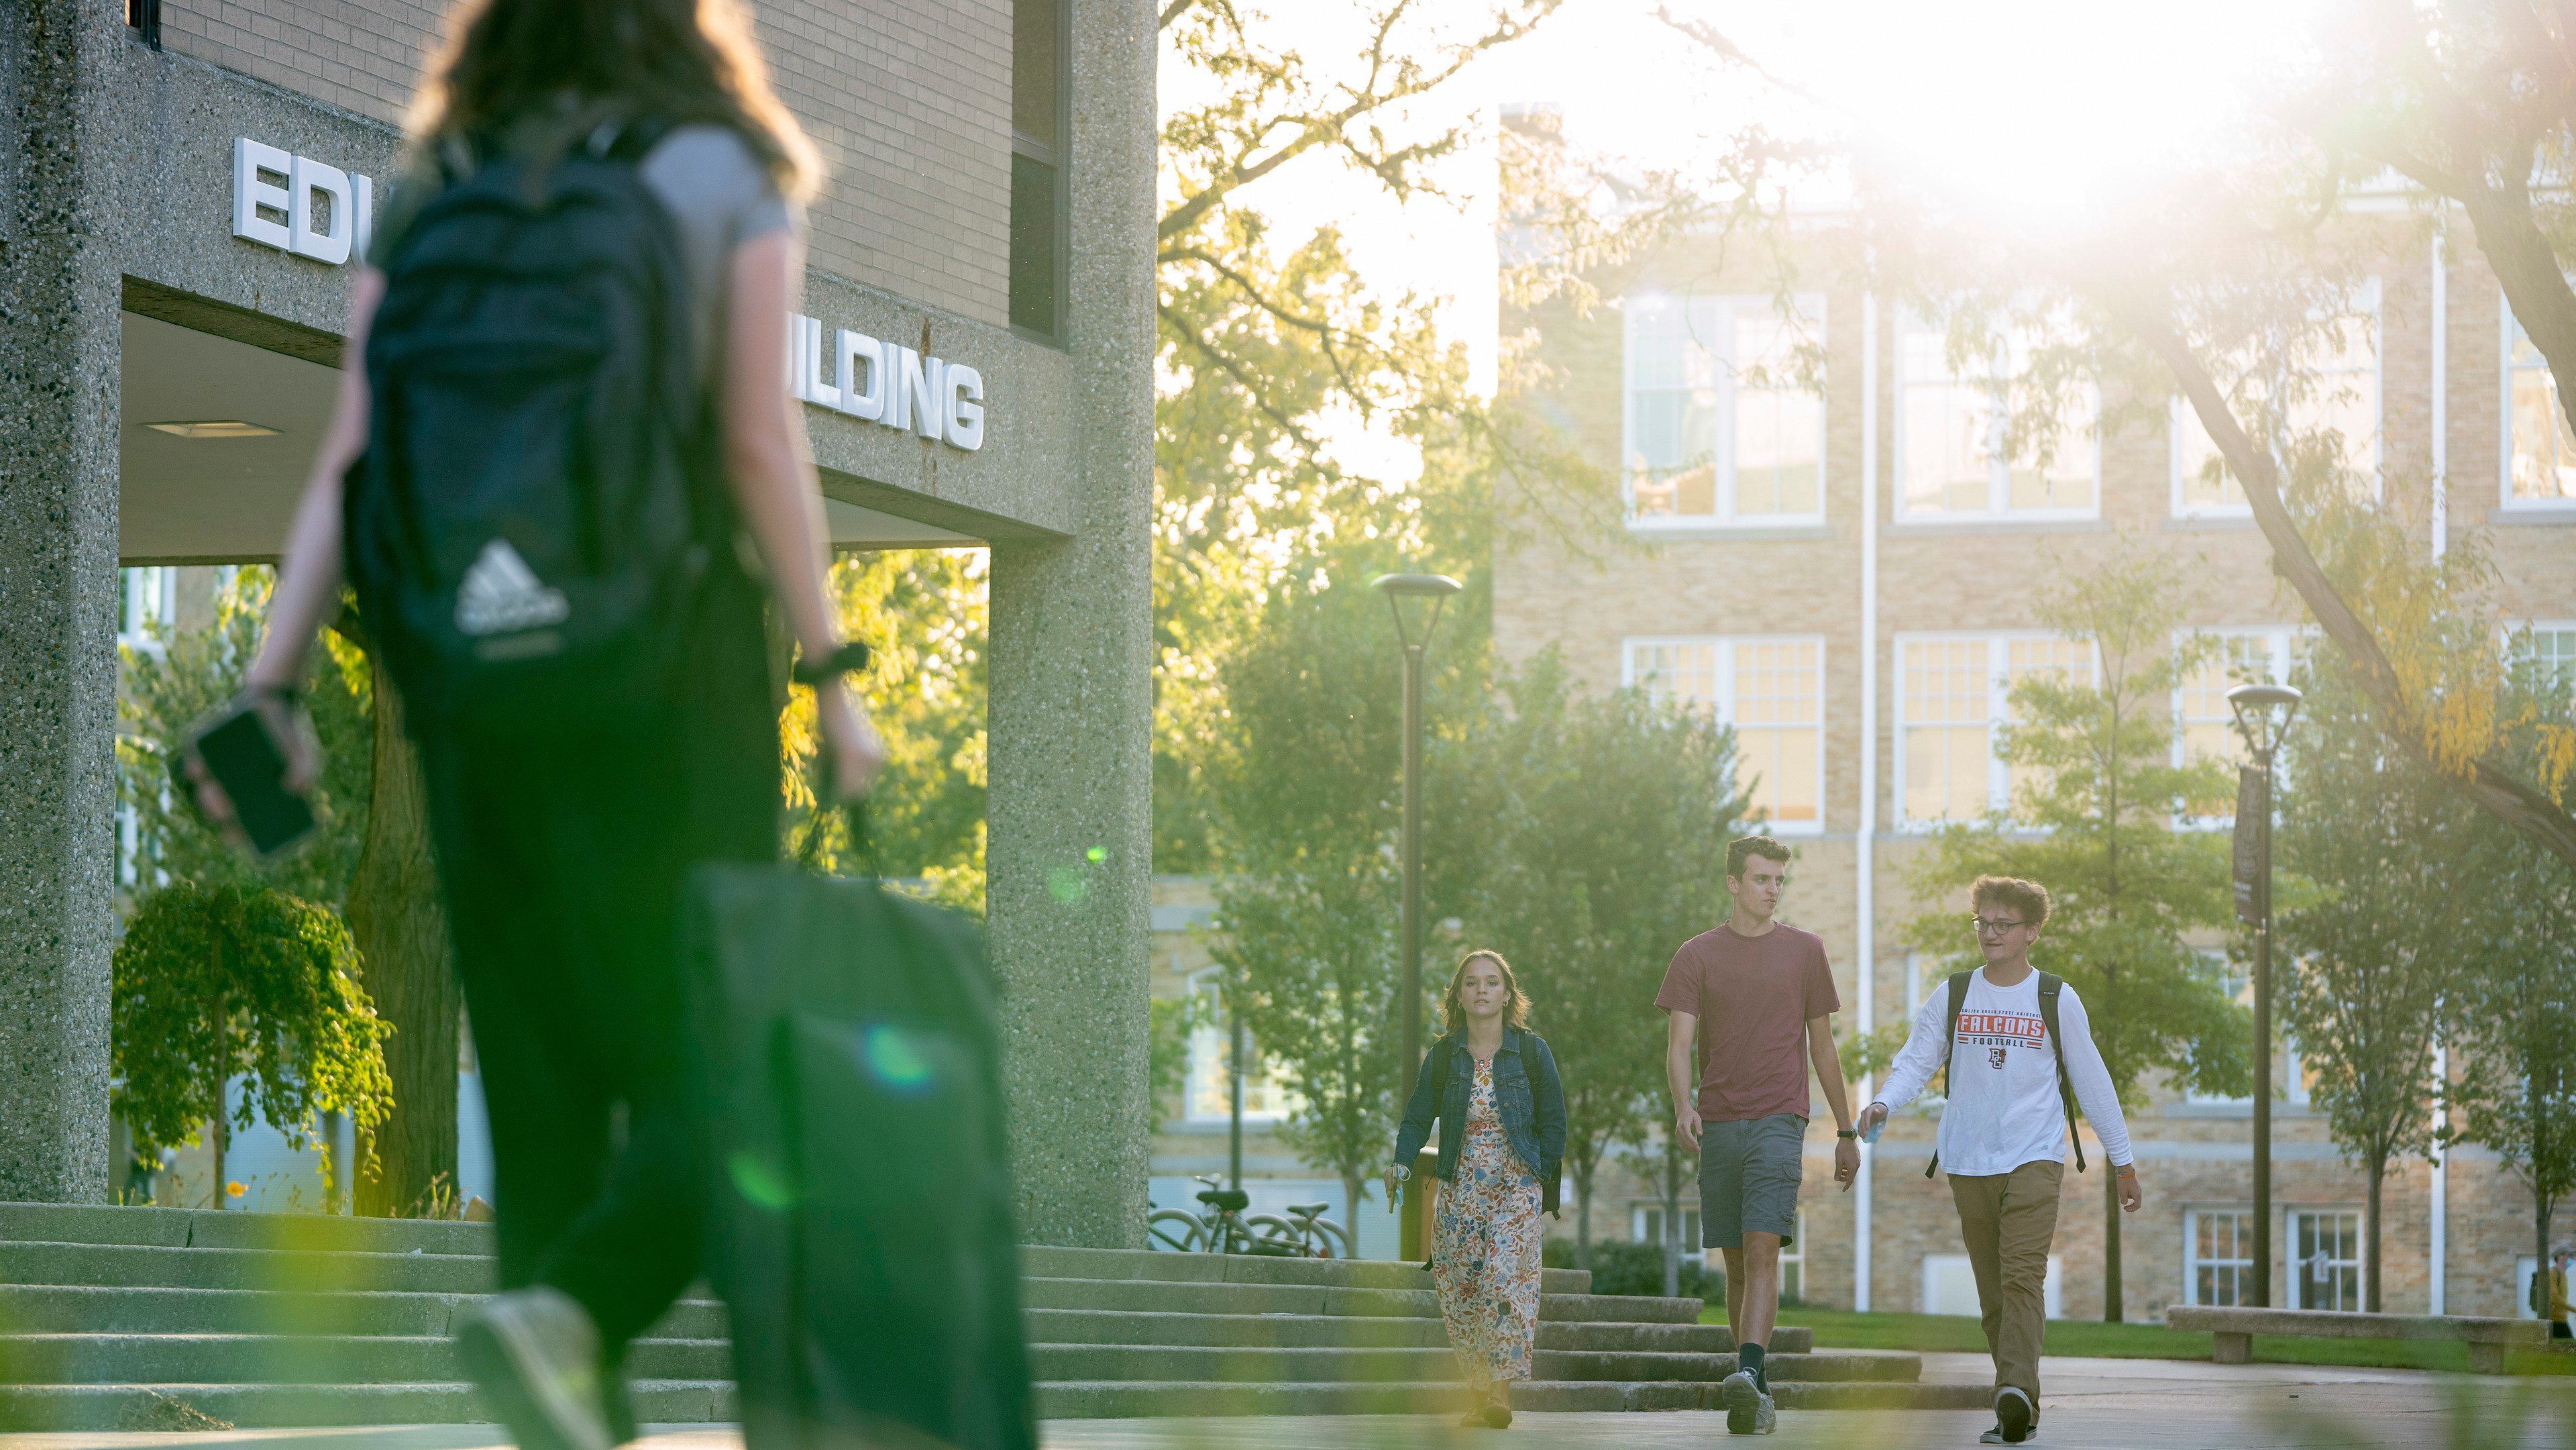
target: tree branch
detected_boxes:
[2114,297,2576,874]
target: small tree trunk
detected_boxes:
[209,1109,226,1210]
[2362,1156,2383,1313]
[2538,1192,2555,1320]
[2102,1159,2123,1321]
[1574,1168,1593,1270]
[345,657,460,1218]
[1342,1174,1362,1242]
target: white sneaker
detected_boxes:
[456,1286,614,1450]
[1720,1368,1776,1435]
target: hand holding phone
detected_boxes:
[176,690,319,860]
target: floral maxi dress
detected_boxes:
[1431,1053,1544,1391]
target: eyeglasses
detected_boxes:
[1970,915,2029,937]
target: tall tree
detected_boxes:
[1904,543,2248,1321]
[1203,549,1482,1226]
[1452,653,1739,1265]
[2443,643,2576,1304]
[2275,655,2452,1312]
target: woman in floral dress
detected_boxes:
[1389,950,1566,1427]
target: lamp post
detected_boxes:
[2228,681,2302,1309]
[1375,572,1460,1258]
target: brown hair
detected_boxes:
[1971,875,2052,927]
[406,0,822,201]
[1441,949,1533,1034]
[1725,835,1792,879]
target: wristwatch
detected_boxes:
[791,639,874,686]
[1835,1129,1858,1140]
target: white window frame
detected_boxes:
[1181,968,1291,1126]
[1891,632,2096,830]
[2184,1207,2257,1306]
[2170,627,2304,829]
[1622,635,1828,835]
[1620,293,1829,533]
[1631,1202,1703,1268]
[2501,290,2576,515]
[2286,1207,2364,1312]
[2170,280,2383,520]
[1780,1208,1807,1302]
[2511,619,2576,701]
[117,566,177,654]
[1893,313,2101,524]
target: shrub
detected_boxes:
[1544,1236,1723,1300]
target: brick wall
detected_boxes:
[160,0,1012,325]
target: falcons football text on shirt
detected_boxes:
[1957,1012,2047,1070]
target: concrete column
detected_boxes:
[0,0,123,1202]
[982,0,1155,1246]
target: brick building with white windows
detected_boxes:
[1487,108,2576,1321]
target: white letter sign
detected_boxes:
[787,313,986,452]
[232,138,374,266]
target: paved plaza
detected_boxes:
[5,1357,2573,1450]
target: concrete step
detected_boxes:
[0,1241,494,1296]
[0,1378,735,1433]
[0,1204,494,1257]
[1033,1378,1986,1417]
[1023,1342,1737,1385]
[0,1332,731,1386]
[1019,1274,1702,1325]
[1019,1308,1801,1355]
[0,1283,729,1339]
[1023,1244,1591,1296]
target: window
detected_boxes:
[1181,970,1299,1124]
[1924,1251,2061,1316]
[1623,295,1825,527]
[118,566,176,649]
[1627,636,1826,832]
[2512,623,2576,702]
[1895,634,2092,827]
[1632,1203,1703,1267]
[2288,1209,2361,1311]
[1008,0,1067,339]
[2506,299,2576,509]
[2186,1209,2256,1306]
[1780,1208,1807,1302]
[2172,628,2304,821]
[2174,287,2381,517]
[1896,314,2097,520]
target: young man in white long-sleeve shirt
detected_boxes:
[1859,876,2143,1446]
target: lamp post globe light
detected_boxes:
[1374,572,1461,1259]
[2227,681,2302,1308]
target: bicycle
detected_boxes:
[1147,1174,1279,1254]
[1248,1199,1354,1259]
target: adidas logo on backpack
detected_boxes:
[455,539,570,638]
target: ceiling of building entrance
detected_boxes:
[119,311,976,563]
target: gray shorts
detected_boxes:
[1699,1114,1805,1249]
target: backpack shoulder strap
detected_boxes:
[1926,972,1974,1180]
[2037,973,2086,1173]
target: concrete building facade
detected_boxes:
[0,0,1155,1247]
[1490,117,2576,1318]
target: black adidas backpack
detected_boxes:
[345,119,714,738]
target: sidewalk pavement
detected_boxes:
[6,1356,2572,1450]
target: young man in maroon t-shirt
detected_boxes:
[1656,835,1858,1436]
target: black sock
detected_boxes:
[1739,1341,1766,1392]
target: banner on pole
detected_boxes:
[2232,765,2267,926]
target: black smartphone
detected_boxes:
[180,702,317,859]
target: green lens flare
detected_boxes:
[864,1023,937,1093]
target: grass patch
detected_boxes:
[1700,1306,2576,1376]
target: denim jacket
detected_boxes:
[1390,1026,1566,1215]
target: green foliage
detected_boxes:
[2439,648,2576,1245]
[783,550,987,886]
[1544,1235,1721,1301]
[1148,994,1204,1116]
[111,883,393,1182]
[116,569,373,905]
[2276,656,2451,1180]
[1903,543,2247,1104]
[1448,652,1740,1247]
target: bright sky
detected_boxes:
[1177,0,2334,480]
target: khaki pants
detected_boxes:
[1949,1159,2063,1407]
